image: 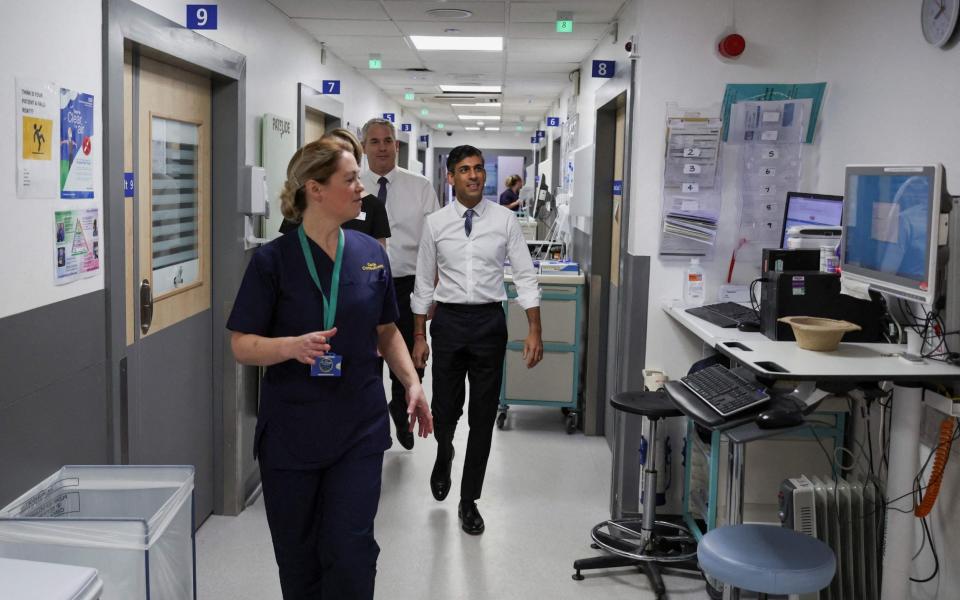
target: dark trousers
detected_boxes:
[259,438,384,600]
[430,303,507,502]
[388,275,425,412]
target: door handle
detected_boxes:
[140,278,153,334]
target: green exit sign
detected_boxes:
[369,58,382,69]
[556,19,573,33]
[404,92,415,100]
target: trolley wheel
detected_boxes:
[565,413,578,434]
[572,570,584,581]
[496,412,507,429]
[705,581,723,600]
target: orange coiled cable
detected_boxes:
[915,418,957,518]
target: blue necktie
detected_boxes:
[464,208,475,237]
[377,176,388,204]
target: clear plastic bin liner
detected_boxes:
[0,466,195,600]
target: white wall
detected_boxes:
[432,129,535,150]
[131,0,408,165]
[0,0,432,320]
[812,2,960,596]
[0,0,105,319]
[628,0,822,380]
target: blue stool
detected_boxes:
[698,524,836,599]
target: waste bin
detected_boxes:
[0,465,195,600]
[0,556,103,599]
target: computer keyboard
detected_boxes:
[680,365,770,417]
[685,302,760,328]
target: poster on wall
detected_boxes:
[59,89,95,199]
[261,113,297,239]
[16,78,58,198]
[54,208,100,285]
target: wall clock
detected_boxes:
[922,0,960,47]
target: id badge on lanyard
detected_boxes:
[299,226,344,377]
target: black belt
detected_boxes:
[436,302,503,311]
[394,275,416,282]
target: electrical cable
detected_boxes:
[915,418,958,517]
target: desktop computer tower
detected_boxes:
[760,271,885,342]
[761,248,820,274]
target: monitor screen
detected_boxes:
[841,165,942,304]
[781,192,844,248]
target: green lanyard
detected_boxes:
[298,225,344,331]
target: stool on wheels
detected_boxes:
[572,391,700,599]
[698,524,836,599]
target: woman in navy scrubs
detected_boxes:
[227,133,432,599]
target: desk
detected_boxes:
[664,302,960,600]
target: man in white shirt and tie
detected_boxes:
[361,118,439,451]
[411,145,543,535]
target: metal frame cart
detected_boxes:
[682,409,847,540]
[498,272,585,433]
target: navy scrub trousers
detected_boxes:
[227,229,399,599]
[430,302,508,502]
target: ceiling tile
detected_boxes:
[396,20,506,36]
[383,1,506,22]
[420,59,503,77]
[321,35,416,57]
[507,38,596,63]
[507,22,610,40]
[509,0,625,23]
[505,61,578,74]
[293,19,402,37]
[269,0,389,20]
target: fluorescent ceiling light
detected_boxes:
[458,114,501,120]
[450,102,501,107]
[464,126,481,131]
[410,36,503,52]
[440,84,502,93]
[485,127,500,131]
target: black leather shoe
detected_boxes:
[389,400,414,450]
[430,447,454,501]
[458,501,485,535]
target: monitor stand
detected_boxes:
[900,328,925,363]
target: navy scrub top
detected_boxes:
[227,229,399,468]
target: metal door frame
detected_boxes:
[103,0,249,516]
[297,83,343,147]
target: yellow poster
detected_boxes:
[22,116,52,160]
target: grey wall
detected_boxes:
[0,292,109,506]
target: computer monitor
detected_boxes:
[840,165,951,306]
[780,192,844,248]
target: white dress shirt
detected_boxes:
[411,198,541,314]
[361,166,438,278]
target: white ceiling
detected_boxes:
[267,0,627,133]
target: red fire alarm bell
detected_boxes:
[718,33,746,58]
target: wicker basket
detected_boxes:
[777,316,862,351]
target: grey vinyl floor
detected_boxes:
[195,368,710,600]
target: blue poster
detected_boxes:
[60,89,95,199]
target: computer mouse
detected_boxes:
[737,321,761,332]
[755,408,804,429]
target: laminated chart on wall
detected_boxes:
[59,89,95,199]
[560,113,578,193]
[658,111,723,258]
[54,208,100,285]
[728,99,807,254]
[16,78,58,198]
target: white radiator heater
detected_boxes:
[780,475,884,600]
